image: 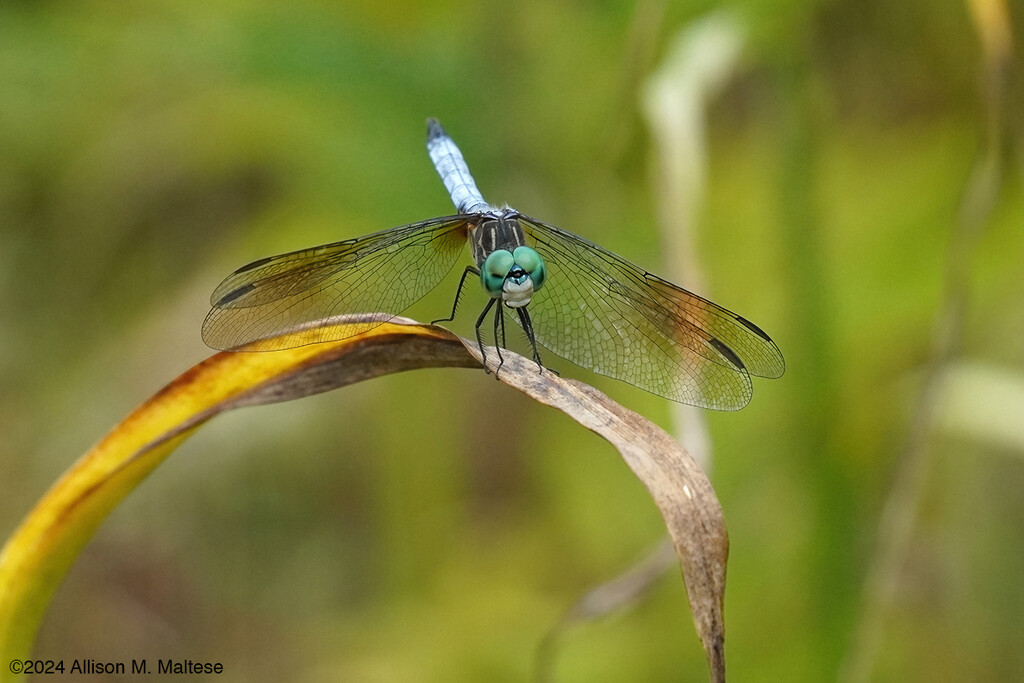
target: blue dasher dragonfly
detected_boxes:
[202,119,784,409]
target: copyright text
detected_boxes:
[8,658,224,675]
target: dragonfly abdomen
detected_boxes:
[426,118,492,215]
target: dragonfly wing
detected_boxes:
[203,215,471,351]
[520,217,785,410]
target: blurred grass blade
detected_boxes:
[935,361,1024,453]
[536,539,679,682]
[0,316,474,675]
[0,315,727,682]
[643,11,746,473]
[968,0,1013,69]
[559,540,679,622]
[839,6,1014,681]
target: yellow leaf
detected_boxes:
[0,318,471,675]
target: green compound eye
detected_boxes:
[513,246,546,291]
[481,250,515,297]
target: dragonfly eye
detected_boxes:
[513,246,546,291]
[481,250,516,298]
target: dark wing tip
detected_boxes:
[234,255,274,274]
[426,117,447,142]
[735,314,772,342]
[213,282,256,307]
[708,337,746,372]
[736,315,786,378]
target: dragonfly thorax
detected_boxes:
[481,246,547,307]
[470,211,529,265]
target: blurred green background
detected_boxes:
[2,1,1022,681]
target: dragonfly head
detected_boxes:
[481,246,546,308]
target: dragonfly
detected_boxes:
[202,118,784,409]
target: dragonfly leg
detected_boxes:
[516,307,546,373]
[433,266,481,325]
[492,303,506,377]
[475,297,497,373]
[497,303,508,349]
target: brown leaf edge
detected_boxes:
[0,315,727,682]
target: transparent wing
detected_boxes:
[520,217,785,410]
[203,216,471,351]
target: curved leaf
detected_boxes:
[0,315,727,681]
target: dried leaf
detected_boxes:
[466,344,729,682]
